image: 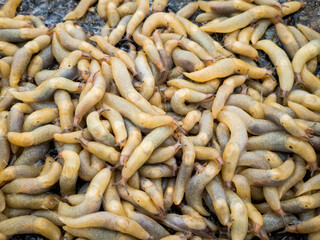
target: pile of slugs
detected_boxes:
[0,0,320,239]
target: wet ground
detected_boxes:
[1,0,317,36]
[0,0,319,239]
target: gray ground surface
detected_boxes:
[0,0,318,239]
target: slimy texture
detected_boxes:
[255,40,294,96]
[0,0,319,239]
